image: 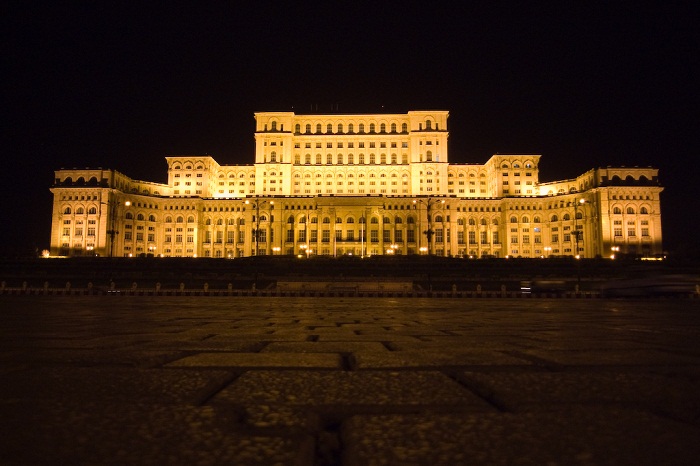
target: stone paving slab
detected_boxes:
[141,340,267,352]
[205,333,310,342]
[167,352,343,369]
[260,341,389,353]
[0,400,314,466]
[341,408,700,466]
[460,370,700,426]
[351,349,532,369]
[520,348,700,366]
[0,367,233,404]
[213,370,494,412]
[5,348,183,368]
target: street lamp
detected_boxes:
[413,198,445,255]
[104,199,130,257]
[573,198,585,259]
[611,245,620,259]
[245,199,274,256]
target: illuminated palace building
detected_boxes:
[50,111,663,259]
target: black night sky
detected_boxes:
[2,2,697,257]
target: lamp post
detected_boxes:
[245,199,273,256]
[413,198,445,255]
[573,198,585,259]
[104,198,130,257]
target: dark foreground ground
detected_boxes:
[1,296,700,465]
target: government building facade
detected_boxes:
[49,111,664,259]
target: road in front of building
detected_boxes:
[1,296,699,465]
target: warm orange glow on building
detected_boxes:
[50,111,663,258]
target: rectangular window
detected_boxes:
[407,229,415,243]
[481,231,488,244]
[435,228,443,243]
[310,230,318,242]
[286,229,294,242]
[322,230,330,242]
[238,231,245,243]
[395,230,403,242]
[347,230,354,240]
[370,230,379,243]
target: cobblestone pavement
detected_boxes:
[1,296,699,465]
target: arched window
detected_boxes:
[148,215,156,222]
[510,216,517,223]
[395,216,403,224]
[165,216,172,223]
[640,206,649,214]
[295,123,301,133]
[383,216,391,224]
[287,215,294,224]
[563,213,571,221]
[217,218,223,225]
[63,207,71,214]
[305,124,311,133]
[551,214,558,222]
[391,123,397,132]
[323,217,330,224]
[270,151,277,162]
[426,151,433,162]
[76,207,84,214]
[359,123,365,133]
[295,155,301,164]
[338,123,344,133]
[345,217,354,224]
[613,207,622,215]
[492,218,499,225]
[176,216,184,223]
[369,123,376,133]
[407,216,415,224]
[88,207,97,215]
[238,218,245,225]
[336,217,342,223]
[425,120,432,130]
[327,123,333,133]
[205,218,212,225]
[187,216,194,223]
[522,216,529,223]
[458,218,464,226]
[401,123,408,132]
[316,124,322,133]
[380,123,386,133]
[480,218,487,226]
[435,215,443,222]
[534,216,541,223]
[626,207,635,214]
[125,212,134,220]
[469,218,476,226]
[576,212,583,220]
[371,217,379,224]
[270,121,277,130]
[348,123,354,133]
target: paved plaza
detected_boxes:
[1,296,699,465]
